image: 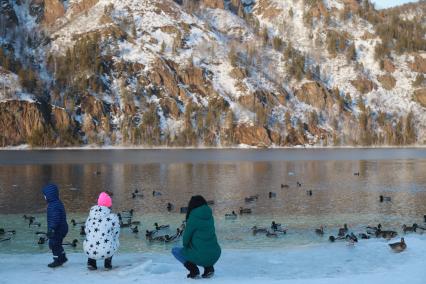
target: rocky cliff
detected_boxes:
[0,0,425,147]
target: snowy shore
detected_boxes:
[2,235,426,284]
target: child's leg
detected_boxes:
[87,258,97,270]
[48,238,66,267]
[104,257,112,269]
[171,247,186,264]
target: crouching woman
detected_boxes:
[172,195,221,279]
[83,192,120,270]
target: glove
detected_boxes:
[46,229,55,239]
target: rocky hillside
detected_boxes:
[0,0,425,147]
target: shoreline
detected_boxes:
[2,236,426,284]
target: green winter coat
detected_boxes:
[182,205,221,267]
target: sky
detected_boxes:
[371,0,418,9]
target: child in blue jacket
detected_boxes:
[42,184,69,268]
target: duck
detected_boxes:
[281,184,289,189]
[180,207,188,214]
[239,207,252,214]
[131,226,139,234]
[70,219,84,227]
[402,224,418,233]
[328,235,345,242]
[225,211,238,220]
[296,182,302,187]
[389,238,406,252]
[315,226,324,236]
[145,229,157,238]
[358,233,370,239]
[38,236,47,245]
[0,229,15,235]
[379,195,391,202]
[63,239,78,247]
[130,220,141,225]
[207,200,215,205]
[28,219,41,227]
[271,221,281,231]
[167,203,174,212]
[165,228,182,243]
[376,229,398,239]
[152,191,162,197]
[154,223,170,230]
[245,195,259,203]
[345,233,358,244]
[120,219,132,228]
[148,234,171,242]
[266,231,278,238]
[354,172,360,176]
[80,226,86,236]
[306,190,312,196]
[367,224,382,231]
[23,215,35,221]
[269,192,276,198]
[338,224,348,237]
[252,226,268,235]
[132,192,144,199]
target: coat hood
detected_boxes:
[42,184,59,203]
[88,205,111,219]
[190,205,213,221]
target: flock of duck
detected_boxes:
[0,172,423,255]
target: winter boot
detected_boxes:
[202,266,214,278]
[184,261,200,279]
[48,257,63,268]
[104,257,112,270]
[87,258,97,270]
[59,253,68,265]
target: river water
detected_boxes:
[0,149,425,254]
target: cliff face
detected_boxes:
[1,0,425,147]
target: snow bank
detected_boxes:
[2,235,426,284]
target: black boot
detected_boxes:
[59,253,68,265]
[202,266,214,278]
[184,261,200,279]
[104,257,112,270]
[48,257,63,268]
[87,258,97,270]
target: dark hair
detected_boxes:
[186,195,207,220]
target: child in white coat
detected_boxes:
[83,192,120,270]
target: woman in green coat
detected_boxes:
[172,195,221,279]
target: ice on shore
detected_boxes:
[1,235,426,284]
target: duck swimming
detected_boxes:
[271,221,281,231]
[338,224,348,237]
[80,226,86,236]
[28,219,41,227]
[315,226,324,236]
[152,191,162,197]
[376,229,398,239]
[167,203,174,212]
[154,223,170,230]
[306,190,312,196]
[63,239,78,247]
[297,182,302,187]
[131,226,139,233]
[269,192,276,198]
[145,229,158,238]
[245,195,259,203]
[132,192,144,199]
[354,172,360,176]
[38,236,47,245]
[379,195,391,202]
[70,219,84,227]
[345,233,358,244]
[225,211,238,220]
[0,229,15,235]
[328,235,345,242]
[358,233,370,239]
[402,224,417,233]
[389,238,406,252]
[252,226,268,235]
[239,207,252,214]
[281,184,289,189]
[165,228,182,243]
[23,215,35,221]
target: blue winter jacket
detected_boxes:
[43,184,68,240]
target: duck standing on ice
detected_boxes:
[389,238,406,252]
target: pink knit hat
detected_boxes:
[98,192,112,207]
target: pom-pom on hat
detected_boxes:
[98,192,112,207]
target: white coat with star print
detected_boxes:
[83,205,120,260]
